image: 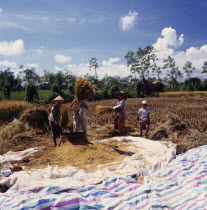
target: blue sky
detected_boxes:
[0,0,207,78]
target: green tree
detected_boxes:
[153,82,164,92]
[3,83,11,99]
[125,46,153,79]
[109,85,120,98]
[183,61,195,91]
[150,49,162,81]
[20,68,40,86]
[89,57,99,78]
[43,70,56,89]
[202,61,207,74]
[183,61,195,79]
[202,79,207,91]
[26,83,39,102]
[0,68,18,91]
[184,77,202,91]
[163,56,182,91]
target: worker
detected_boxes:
[48,95,65,147]
[136,100,150,138]
[71,97,89,134]
[113,91,127,135]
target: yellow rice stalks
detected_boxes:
[74,77,96,100]
[96,105,114,115]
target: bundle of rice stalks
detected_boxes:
[96,105,114,115]
[19,108,49,130]
[74,77,96,100]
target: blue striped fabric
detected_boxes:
[1,145,207,209]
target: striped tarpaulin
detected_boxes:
[1,145,207,209]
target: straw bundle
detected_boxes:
[19,108,49,130]
[74,77,96,100]
[96,105,114,115]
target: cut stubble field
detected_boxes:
[0,97,207,157]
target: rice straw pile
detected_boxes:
[96,105,114,115]
[74,77,96,100]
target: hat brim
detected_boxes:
[115,92,127,99]
[52,99,67,104]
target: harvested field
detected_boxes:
[0,97,207,156]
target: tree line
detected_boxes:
[0,46,207,102]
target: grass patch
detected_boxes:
[155,91,207,97]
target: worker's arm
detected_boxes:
[135,113,140,126]
[81,102,88,109]
[148,113,150,123]
[113,100,125,110]
[71,98,77,108]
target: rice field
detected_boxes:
[0,97,207,154]
[66,97,207,133]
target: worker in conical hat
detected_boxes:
[48,96,65,147]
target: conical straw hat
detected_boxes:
[52,95,65,103]
[114,91,127,99]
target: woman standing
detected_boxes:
[71,97,89,134]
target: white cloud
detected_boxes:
[66,18,77,23]
[0,8,3,13]
[0,60,17,68]
[152,27,207,78]
[36,49,44,54]
[154,27,184,51]
[0,21,32,33]
[102,58,120,66]
[54,54,71,63]
[26,63,39,68]
[54,66,65,72]
[65,60,130,78]
[0,39,25,56]
[119,11,138,31]
[65,64,77,68]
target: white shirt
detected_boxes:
[113,99,126,117]
[138,108,150,119]
[80,99,89,118]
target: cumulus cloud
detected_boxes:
[54,66,65,72]
[102,58,120,66]
[0,60,17,68]
[152,27,207,78]
[119,11,138,31]
[0,39,25,56]
[153,27,184,60]
[26,63,39,68]
[65,59,130,78]
[55,54,71,63]
[65,64,77,68]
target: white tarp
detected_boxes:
[0,136,176,191]
[0,148,40,164]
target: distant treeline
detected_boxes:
[1,45,207,102]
